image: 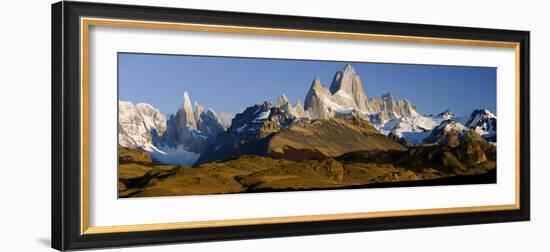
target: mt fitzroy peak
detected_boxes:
[304,64,420,122]
[329,64,369,112]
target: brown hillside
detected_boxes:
[268,117,406,160]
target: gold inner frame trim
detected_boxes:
[80,17,522,235]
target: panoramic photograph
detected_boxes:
[117,53,497,198]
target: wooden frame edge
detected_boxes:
[82,204,518,234]
[78,17,523,235]
[83,17,520,48]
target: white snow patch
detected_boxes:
[146,144,199,166]
[235,123,248,133]
[333,90,353,99]
[255,110,271,120]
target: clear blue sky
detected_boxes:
[118,53,496,117]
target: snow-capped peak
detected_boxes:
[423,119,468,146]
[435,109,455,120]
[462,109,497,142]
[434,119,467,133]
[463,109,496,126]
[118,101,167,149]
[118,91,233,166]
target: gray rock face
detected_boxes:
[293,100,308,118]
[304,77,332,119]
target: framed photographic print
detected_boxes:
[51,1,530,250]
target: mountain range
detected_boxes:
[118,64,497,166]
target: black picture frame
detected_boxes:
[52,1,530,251]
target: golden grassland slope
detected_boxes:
[268,117,406,160]
[118,131,496,198]
[119,155,438,197]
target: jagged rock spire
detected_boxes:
[181,91,196,129]
[329,64,357,93]
[293,100,308,118]
[329,64,368,111]
[193,101,204,123]
[276,93,290,108]
[311,76,323,90]
[304,77,332,119]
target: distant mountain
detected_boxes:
[303,66,364,119]
[118,92,228,165]
[379,109,455,145]
[366,93,420,124]
[303,65,497,146]
[303,65,420,123]
[298,64,489,146]
[160,92,225,152]
[194,101,295,165]
[195,64,498,164]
